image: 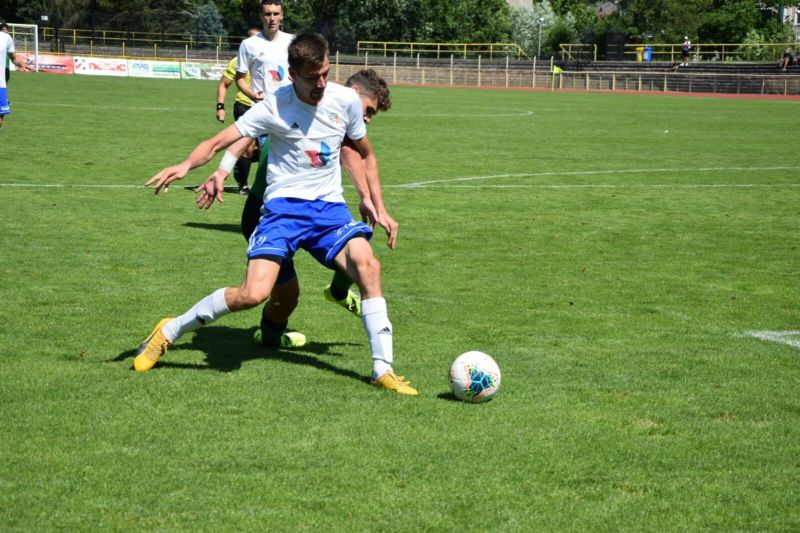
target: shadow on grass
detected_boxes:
[179,185,241,193]
[436,392,462,402]
[112,326,370,386]
[182,221,241,235]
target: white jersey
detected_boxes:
[0,32,15,89]
[235,82,367,203]
[236,30,293,97]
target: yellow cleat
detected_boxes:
[133,318,173,372]
[323,285,361,317]
[253,328,307,348]
[372,370,419,396]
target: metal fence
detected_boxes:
[334,60,800,97]
[621,42,800,63]
[356,40,530,60]
[39,26,243,60]
[17,26,800,97]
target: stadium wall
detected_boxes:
[11,53,800,97]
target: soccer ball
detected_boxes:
[449,351,501,403]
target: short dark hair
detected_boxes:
[0,22,9,31]
[346,69,391,112]
[261,0,282,6]
[288,32,328,73]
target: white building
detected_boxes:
[778,6,800,39]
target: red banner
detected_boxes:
[16,53,75,74]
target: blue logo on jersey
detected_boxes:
[305,141,331,168]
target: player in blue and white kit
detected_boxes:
[0,23,29,129]
[136,33,417,395]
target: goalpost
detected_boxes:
[7,23,39,72]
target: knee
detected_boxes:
[354,256,381,285]
[237,286,270,310]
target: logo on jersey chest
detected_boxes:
[269,65,285,82]
[303,141,332,168]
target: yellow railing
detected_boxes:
[624,42,799,62]
[39,27,243,50]
[357,41,530,60]
[559,44,597,62]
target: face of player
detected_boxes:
[355,90,379,125]
[260,3,283,36]
[291,56,330,106]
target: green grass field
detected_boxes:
[1,72,799,531]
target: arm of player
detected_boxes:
[216,75,232,123]
[235,72,263,102]
[9,53,28,71]
[348,135,398,250]
[193,136,253,208]
[145,124,243,194]
[341,139,378,226]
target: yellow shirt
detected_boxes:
[224,57,252,107]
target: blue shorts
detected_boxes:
[0,88,9,116]
[248,197,372,269]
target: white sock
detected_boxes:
[162,288,230,342]
[361,297,393,379]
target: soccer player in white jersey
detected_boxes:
[0,22,29,129]
[136,33,417,395]
[235,0,293,103]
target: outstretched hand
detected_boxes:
[145,161,191,194]
[194,169,228,209]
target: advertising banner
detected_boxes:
[74,56,128,77]
[181,62,226,81]
[128,60,181,79]
[14,53,75,74]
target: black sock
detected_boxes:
[234,157,252,188]
[259,311,287,347]
[329,270,353,300]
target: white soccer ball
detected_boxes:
[449,351,501,403]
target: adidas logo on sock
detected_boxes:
[377,327,391,335]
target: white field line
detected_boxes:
[0,183,148,189]
[15,101,537,118]
[396,166,799,188]
[746,331,800,349]
[14,101,204,113]
[387,110,535,117]
[0,166,798,191]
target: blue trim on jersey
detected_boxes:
[247,197,373,268]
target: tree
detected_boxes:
[191,0,226,47]
[614,0,713,43]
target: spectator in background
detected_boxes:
[780,48,794,72]
[681,36,691,66]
